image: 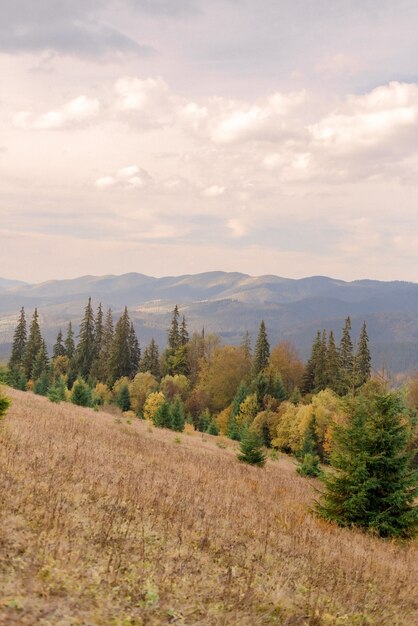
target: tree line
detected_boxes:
[3,299,417,538]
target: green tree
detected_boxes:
[9,307,27,370]
[23,308,43,379]
[180,315,189,346]
[168,305,180,351]
[355,321,371,389]
[338,317,354,395]
[297,416,321,477]
[48,376,67,403]
[301,331,322,395]
[140,338,160,379]
[237,428,266,467]
[71,378,93,407]
[32,340,49,381]
[129,321,141,376]
[109,307,132,383]
[117,384,131,412]
[95,308,114,383]
[75,298,95,380]
[170,395,185,432]
[154,399,172,428]
[64,321,75,360]
[253,320,270,376]
[316,391,418,538]
[325,330,339,392]
[53,329,66,358]
[0,389,11,420]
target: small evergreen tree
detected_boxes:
[0,389,11,420]
[207,419,219,436]
[297,417,321,477]
[326,330,339,392]
[96,308,113,382]
[33,370,50,396]
[168,305,181,351]
[180,315,189,346]
[154,400,171,428]
[128,322,141,376]
[316,390,418,538]
[253,320,270,376]
[170,395,185,432]
[31,341,49,381]
[237,428,266,467]
[117,384,131,412]
[71,378,93,407]
[227,413,241,440]
[48,376,67,403]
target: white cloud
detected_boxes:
[227,217,250,238]
[12,95,100,130]
[95,164,152,190]
[114,76,175,129]
[203,185,225,197]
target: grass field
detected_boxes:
[0,387,417,625]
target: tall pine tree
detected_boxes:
[338,317,354,395]
[53,329,66,358]
[9,307,27,370]
[23,309,43,379]
[140,338,160,379]
[355,321,371,389]
[64,321,75,360]
[253,320,270,376]
[109,307,132,383]
[75,298,95,380]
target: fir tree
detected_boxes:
[117,384,131,412]
[75,298,95,380]
[140,338,160,379]
[180,315,189,346]
[302,331,322,395]
[355,321,371,389]
[64,321,75,360]
[170,395,185,432]
[253,320,270,376]
[53,329,66,358]
[207,419,219,436]
[33,370,50,396]
[232,382,248,416]
[32,340,49,380]
[9,307,27,370]
[154,400,171,428]
[23,309,43,379]
[168,305,180,351]
[71,379,93,407]
[297,417,321,477]
[241,331,252,360]
[48,376,67,403]
[0,389,10,420]
[338,317,354,395]
[237,428,266,467]
[109,307,132,383]
[316,390,418,538]
[96,308,114,382]
[326,330,339,392]
[227,413,241,440]
[129,322,141,377]
[94,303,104,359]
[313,330,327,391]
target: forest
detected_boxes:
[1,298,418,538]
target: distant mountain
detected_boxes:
[1,271,418,373]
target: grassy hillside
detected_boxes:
[0,389,417,625]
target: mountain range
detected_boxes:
[1,271,418,374]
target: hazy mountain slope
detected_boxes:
[1,271,418,372]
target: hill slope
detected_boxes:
[0,387,417,625]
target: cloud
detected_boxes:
[95,165,153,190]
[115,76,175,129]
[13,96,100,130]
[0,0,153,58]
[203,185,225,197]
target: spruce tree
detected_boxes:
[0,390,10,420]
[326,330,339,392]
[64,321,75,360]
[23,309,43,379]
[96,308,114,382]
[316,390,418,538]
[32,340,49,381]
[109,307,132,383]
[168,305,180,351]
[117,384,131,412]
[9,307,27,370]
[48,375,67,403]
[154,400,171,428]
[253,320,270,376]
[237,428,266,467]
[232,382,248,416]
[71,378,93,407]
[313,330,327,391]
[75,298,95,380]
[355,321,371,389]
[180,315,189,346]
[140,338,160,379]
[338,317,354,395]
[302,331,321,395]
[53,329,66,358]
[170,395,185,432]
[94,303,104,359]
[297,417,321,477]
[129,322,141,377]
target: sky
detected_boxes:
[2,0,418,283]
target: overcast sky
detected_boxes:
[2,0,418,283]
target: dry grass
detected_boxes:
[0,387,417,626]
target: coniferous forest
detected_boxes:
[2,299,417,539]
